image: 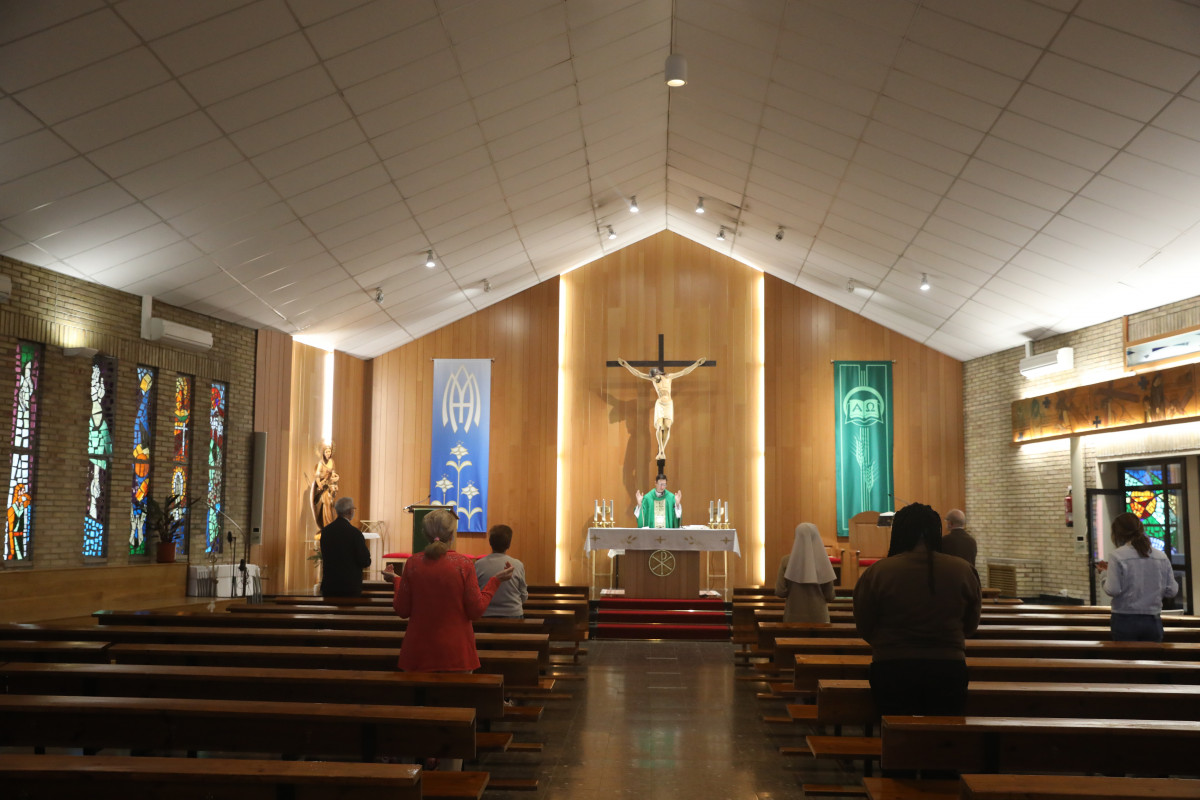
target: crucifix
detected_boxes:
[608,334,715,470]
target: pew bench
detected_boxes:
[106,642,543,688]
[0,640,109,663]
[793,654,1200,692]
[860,777,959,800]
[0,754,434,800]
[0,623,552,669]
[880,715,1200,775]
[0,694,478,762]
[814,679,1200,727]
[773,635,1200,664]
[0,661,510,721]
[960,774,1200,799]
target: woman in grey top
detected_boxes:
[775,523,836,623]
[1097,512,1178,642]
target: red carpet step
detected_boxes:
[591,597,731,641]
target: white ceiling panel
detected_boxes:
[3,0,1200,358]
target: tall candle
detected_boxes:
[594,500,599,521]
[724,502,729,524]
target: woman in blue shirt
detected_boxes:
[1097,512,1179,642]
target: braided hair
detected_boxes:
[887,503,944,593]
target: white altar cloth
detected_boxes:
[585,526,740,556]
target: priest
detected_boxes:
[634,474,683,529]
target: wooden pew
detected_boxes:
[107,642,543,688]
[0,754,433,800]
[754,620,1200,643]
[774,636,1200,665]
[0,694,478,762]
[880,715,1200,774]
[793,654,1200,692]
[814,679,1200,726]
[0,640,110,663]
[0,623,551,668]
[224,605,547,629]
[0,661,507,721]
[759,607,1200,628]
[960,774,1200,799]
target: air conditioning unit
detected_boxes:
[1019,346,1073,379]
[146,318,213,353]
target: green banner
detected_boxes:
[834,361,894,539]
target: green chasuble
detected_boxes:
[635,490,679,529]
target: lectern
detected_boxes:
[404,504,446,552]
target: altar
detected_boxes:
[585,527,740,599]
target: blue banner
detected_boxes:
[430,359,491,533]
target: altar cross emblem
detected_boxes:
[649,549,676,576]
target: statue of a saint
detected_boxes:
[617,356,706,461]
[311,444,339,529]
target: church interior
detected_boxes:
[3,1,1200,796]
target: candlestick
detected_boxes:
[723,501,729,527]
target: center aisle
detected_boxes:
[482,640,841,799]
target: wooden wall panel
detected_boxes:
[370,280,560,582]
[252,329,292,594]
[559,233,763,586]
[0,564,189,623]
[332,351,371,528]
[764,274,964,580]
[284,343,326,593]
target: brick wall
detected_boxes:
[0,256,255,571]
[965,295,1200,600]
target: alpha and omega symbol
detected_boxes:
[648,549,676,577]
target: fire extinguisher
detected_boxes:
[1065,485,1074,528]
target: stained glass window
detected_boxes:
[6,342,43,562]
[1122,463,1182,554]
[205,382,227,553]
[129,366,157,556]
[170,375,193,556]
[83,356,116,557]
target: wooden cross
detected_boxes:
[605,334,716,370]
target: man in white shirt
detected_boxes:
[476,524,528,618]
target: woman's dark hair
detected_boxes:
[887,503,943,593]
[1111,512,1152,558]
[423,509,457,560]
[488,524,513,553]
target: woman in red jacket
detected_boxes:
[390,508,514,672]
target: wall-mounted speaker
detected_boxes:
[250,431,266,544]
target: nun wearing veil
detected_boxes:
[774,523,837,623]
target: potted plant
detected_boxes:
[143,494,189,563]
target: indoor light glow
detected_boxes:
[321,350,334,446]
[753,273,766,585]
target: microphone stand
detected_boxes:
[200,498,257,601]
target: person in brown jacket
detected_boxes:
[853,502,981,717]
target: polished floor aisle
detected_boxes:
[483,639,848,799]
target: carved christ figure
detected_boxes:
[617,356,706,460]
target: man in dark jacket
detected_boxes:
[941,508,978,568]
[319,496,371,596]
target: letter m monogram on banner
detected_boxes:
[834,361,894,539]
[430,360,491,533]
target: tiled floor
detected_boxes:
[483,639,855,799]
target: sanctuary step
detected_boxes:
[592,598,731,641]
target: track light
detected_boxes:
[665,53,687,87]
[607,225,617,240]
[629,196,639,214]
[425,250,436,268]
[374,288,384,303]
[716,226,726,241]
[695,197,704,214]
[775,226,784,241]
[481,278,492,293]
[847,279,855,293]
[920,273,930,291]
